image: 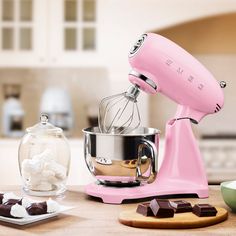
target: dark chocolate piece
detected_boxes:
[4,199,22,206]
[136,203,154,216]
[0,194,3,204]
[192,204,217,217]
[150,199,174,218]
[0,204,15,218]
[170,200,192,213]
[26,202,47,215]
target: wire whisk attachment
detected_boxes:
[98,85,141,134]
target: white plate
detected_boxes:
[0,205,73,226]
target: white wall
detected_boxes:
[149,55,236,135]
[196,54,236,135]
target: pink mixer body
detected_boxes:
[85,33,226,204]
[129,33,224,122]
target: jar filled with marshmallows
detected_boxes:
[18,114,71,196]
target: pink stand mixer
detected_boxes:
[84,33,226,204]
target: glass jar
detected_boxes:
[18,114,71,196]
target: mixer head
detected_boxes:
[128,33,226,123]
[98,85,141,134]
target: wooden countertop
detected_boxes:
[0,185,235,235]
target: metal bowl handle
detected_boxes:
[84,134,94,172]
[136,139,158,182]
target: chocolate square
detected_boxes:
[26,202,47,215]
[150,199,174,218]
[0,204,15,218]
[193,204,217,217]
[170,200,192,213]
[3,199,22,206]
[0,194,3,204]
[136,203,154,216]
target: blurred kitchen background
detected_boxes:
[0,0,236,185]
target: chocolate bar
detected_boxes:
[136,203,154,216]
[150,199,174,218]
[0,194,3,204]
[0,204,15,218]
[192,204,217,217]
[26,202,47,215]
[0,204,27,218]
[170,200,192,213]
[4,199,22,206]
[26,199,59,215]
[131,160,137,165]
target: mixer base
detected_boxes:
[85,179,208,204]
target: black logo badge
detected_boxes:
[129,34,147,57]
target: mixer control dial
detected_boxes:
[198,84,204,90]
[164,57,208,91]
[220,81,227,88]
[177,67,184,75]
[188,75,194,82]
[165,59,173,66]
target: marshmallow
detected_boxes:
[28,173,42,186]
[10,204,28,218]
[46,199,60,213]
[44,162,67,180]
[2,193,33,209]
[42,170,55,178]
[33,149,54,162]
[21,149,67,192]
[22,159,43,174]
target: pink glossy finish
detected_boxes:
[157,118,208,194]
[85,119,208,204]
[85,180,208,204]
[129,33,224,123]
[85,33,224,204]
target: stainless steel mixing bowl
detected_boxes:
[82,127,160,186]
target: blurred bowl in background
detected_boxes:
[221,180,236,212]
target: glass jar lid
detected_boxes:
[26,114,63,135]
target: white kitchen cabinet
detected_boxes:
[0,0,48,66]
[0,0,101,67]
[48,0,101,67]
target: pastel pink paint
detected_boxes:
[85,33,225,204]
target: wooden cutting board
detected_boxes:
[119,207,228,229]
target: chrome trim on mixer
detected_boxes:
[129,70,157,90]
[83,127,160,136]
[220,81,226,88]
[125,85,140,101]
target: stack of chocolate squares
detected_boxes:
[136,199,217,218]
